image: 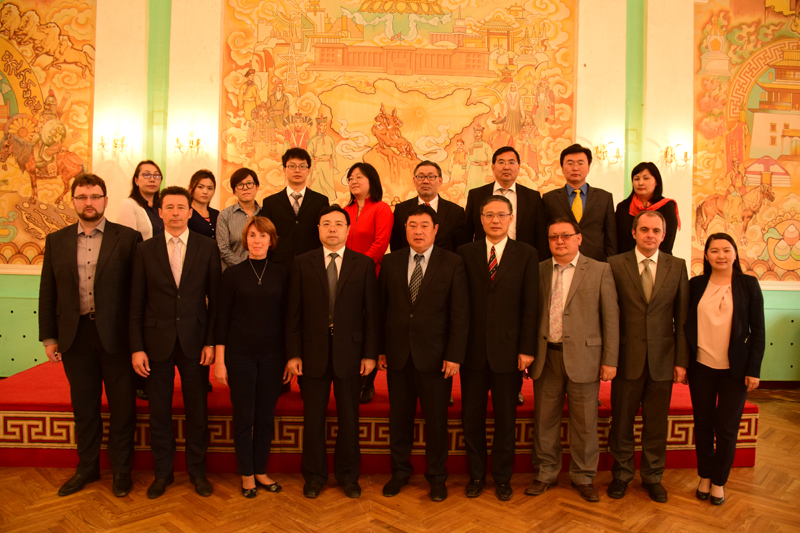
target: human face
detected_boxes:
[633,168,657,201]
[414,165,442,200]
[474,129,483,141]
[135,163,162,197]
[72,185,107,223]
[705,238,737,274]
[548,222,582,263]
[347,168,370,200]
[480,200,512,242]
[406,213,438,253]
[159,194,192,234]
[192,178,215,205]
[246,227,271,260]
[492,150,519,188]
[561,153,590,188]
[284,157,310,190]
[318,211,349,248]
[633,213,665,256]
[234,175,258,203]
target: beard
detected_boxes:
[78,207,104,222]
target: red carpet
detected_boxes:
[0,362,757,474]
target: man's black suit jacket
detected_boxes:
[464,182,549,259]
[379,246,469,372]
[457,239,539,373]
[39,221,142,354]
[260,187,329,271]
[129,231,221,362]
[542,184,617,261]
[390,195,466,252]
[285,247,380,379]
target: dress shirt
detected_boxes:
[165,227,190,270]
[323,245,345,276]
[566,182,588,211]
[217,201,262,268]
[418,195,439,211]
[493,181,517,240]
[407,244,434,283]
[635,247,659,280]
[486,236,509,265]
[287,185,308,209]
[548,252,580,343]
[696,281,733,369]
[77,218,106,315]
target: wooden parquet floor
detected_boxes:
[1,389,798,533]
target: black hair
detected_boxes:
[282,148,312,167]
[230,167,259,190]
[318,204,350,225]
[405,204,438,226]
[703,233,744,275]
[413,160,442,177]
[71,173,107,197]
[129,160,163,208]
[159,186,192,206]
[548,217,581,234]
[480,194,513,215]
[628,161,664,200]
[492,146,520,164]
[346,162,383,204]
[559,144,593,167]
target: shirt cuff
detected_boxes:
[43,338,57,346]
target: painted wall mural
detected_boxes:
[220,0,577,210]
[0,0,94,266]
[694,0,800,282]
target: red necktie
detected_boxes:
[489,246,497,280]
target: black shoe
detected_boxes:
[495,481,513,501]
[304,481,324,498]
[343,482,361,498]
[241,483,257,499]
[606,478,628,499]
[383,476,408,497]
[696,482,710,501]
[147,474,174,499]
[430,482,448,501]
[58,471,100,497]
[517,392,524,406]
[710,487,725,506]
[448,395,455,407]
[136,389,148,401]
[255,479,282,492]
[465,479,484,498]
[207,381,213,393]
[359,387,375,404]
[190,476,213,497]
[643,482,668,503]
[112,473,133,497]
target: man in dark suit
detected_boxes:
[542,144,617,261]
[606,211,689,503]
[390,160,466,253]
[377,204,469,502]
[284,205,380,499]
[457,194,539,501]
[39,174,142,497]
[130,186,221,499]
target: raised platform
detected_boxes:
[0,362,758,474]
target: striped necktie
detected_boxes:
[409,254,423,304]
[488,245,498,280]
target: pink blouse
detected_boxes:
[696,281,733,369]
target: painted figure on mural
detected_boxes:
[503,82,525,136]
[448,138,467,186]
[307,117,337,201]
[466,125,492,192]
[533,76,555,129]
[238,69,261,123]
[285,112,311,150]
[518,114,540,175]
[723,158,747,224]
[490,120,514,151]
[246,103,270,161]
[267,79,289,156]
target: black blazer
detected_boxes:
[464,182,550,259]
[285,247,380,379]
[457,239,539,373]
[187,207,219,240]
[390,195,466,253]
[261,187,329,271]
[379,246,469,372]
[39,221,142,354]
[685,272,765,380]
[615,195,678,255]
[542,184,617,261]
[129,231,222,362]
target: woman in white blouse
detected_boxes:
[117,161,165,240]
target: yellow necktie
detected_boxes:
[572,190,583,222]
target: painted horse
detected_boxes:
[695,183,775,245]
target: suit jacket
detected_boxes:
[285,247,380,379]
[390,195,466,253]
[608,250,689,381]
[129,230,221,362]
[260,187,328,271]
[531,254,619,383]
[39,221,142,354]
[379,246,469,372]
[542,184,617,261]
[457,239,539,373]
[464,182,550,259]
[685,272,765,380]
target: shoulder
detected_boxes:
[616,195,632,211]
[219,204,237,217]
[394,198,415,213]
[689,274,709,292]
[189,231,216,250]
[439,197,465,215]
[735,271,761,291]
[435,246,462,265]
[374,200,393,214]
[208,206,220,216]
[383,248,408,267]
[106,221,140,239]
[516,183,540,198]
[267,261,288,277]
[539,257,553,271]
[345,248,373,266]
[467,184,492,200]
[305,188,328,204]
[47,224,76,243]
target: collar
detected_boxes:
[287,186,308,200]
[410,244,434,263]
[77,217,106,235]
[486,235,509,253]
[554,251,580,268]
[635,247,659,265]
[165,227,190,246]
[566,183,588,197]
[322,244,346,257]
[493,181,517,195]
[418,195,439,210]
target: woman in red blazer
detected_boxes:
[343,162,393,403]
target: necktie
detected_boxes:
[425,202,431,206]
[488,245,498,280]
[291,192,302,216]
[498,188,509,197]
[641,258,654,303]
[169,237,183,287]
[572,190,583,222]
[549,263,571,340]
[409,254,423,305]
[327,252,338,325]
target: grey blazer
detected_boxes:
[608,250,690,381]
[531,254,619,383]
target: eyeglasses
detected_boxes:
[414,174,440,182]
[320,221,347,229]
[494,160,518,167]
[286,164,309,170]
[73,195,105,202]
[235,181,257,190]
[481,213,511,221]
[139,172,162,181]
[346,176,366,183]
[547,233,579,242]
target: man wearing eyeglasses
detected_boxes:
[526,218,619,502]
[39,174,142,497]
[390,160,466,253]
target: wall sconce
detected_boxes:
[664,144,691,167]
[595,141,622,164]
[97,132,127,153]
[175,132,202,154]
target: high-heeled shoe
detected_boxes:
[255,478,282,493]
[241,483,257,499]
[696,484,710,501]
[710,487,725,506]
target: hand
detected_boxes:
[215,362,228,386]
[378,354,388,371]
[45,344,60,364]
[745,376,760,392]
[442,360,460,379]
[673,366,687,384]
[200,346,215,366]
[132,351,150,377]
[360,358,376,376]
[518,353,534,371]
[600,365,616,382]
[284,357,303,384]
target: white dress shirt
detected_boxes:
[418,195,439,211]
[323,244,345,276]
[287,186,308,208]
[407,245,434,283]
[493,181,517,240]
[486,236,509,265]
[166,227,190,269]
[635,247,659,279]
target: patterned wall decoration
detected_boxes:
[694,0,800,282]
[0,0,94,267]
[220,0,577,209]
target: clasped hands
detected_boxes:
[132,346,215,377]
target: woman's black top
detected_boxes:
[615,194,678,254]
[188,206,220,240]
[143,198,164,237]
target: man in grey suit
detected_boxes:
[525,218,619,502]
[606,211,689,502]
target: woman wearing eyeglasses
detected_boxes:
[187,169,219,240]
[117,160,165,240]
[217,168,262,270]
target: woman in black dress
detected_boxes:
[214,216,288,498]
[187,169,219,239]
